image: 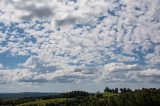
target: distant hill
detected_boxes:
[0,92,59,99]
[1,88,160,106]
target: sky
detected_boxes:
[0,0,160,93]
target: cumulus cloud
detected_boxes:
[103,63,141,73]
[0,67,90,84]
[96,63,140,82]
[97,63,160,83]
[1,0,118,27]
[123,68,160,84]
[0,0,160,86]
[0,64,3,69]
[0,62,160,85]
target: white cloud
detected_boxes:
[103,63,141,73]
[128,68,160,83]
[1,62,160,85]
[0,67,90,84]
[96,63,140,82]
[0,0,120,27]
[0,0,160,86]
[96,63,160,83]
[0,64,3,69]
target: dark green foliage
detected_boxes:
[120,88,132,93]
[43,88,160,106]
[0,88,160,106]
[104,87,111,92]
[104,87,119,93]
[58,91,91,98]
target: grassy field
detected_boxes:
[1,89,159,106]
[17,92,117,106]
[102,92,118,97]
[17,98,75,106]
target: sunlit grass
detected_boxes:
[102,92,118,97]
[17,98,74,106]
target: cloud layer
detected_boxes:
[0,0,160,88]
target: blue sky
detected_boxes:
[0,0,160,92]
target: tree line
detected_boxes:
[104,87,133,93]
[0,87,160,106]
